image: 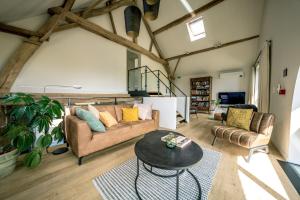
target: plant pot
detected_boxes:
[0,149,18,179]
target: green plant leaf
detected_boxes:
[42,134,52,147]
[51,126,64,143]
[3,93,34,105]
[11,106,26,120]
[25,105,37,123]
[16,134,26,151]
[5,125,24,140]
[36,134,52,148]
[31,115,51,133]
[24,150,42,168]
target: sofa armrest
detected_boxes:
[152,110,159,129]
[66,115,93,157]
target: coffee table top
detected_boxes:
[135,130,203,170]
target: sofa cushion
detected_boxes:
[75,108,105,132]
[212,125,258,148]
[122,107,139,122]
[250,112,264,132]
[115,104,132,122]
[95,105,117,121]
[134,103,152,120]
[227,108,253,131]
[99,111,118,127]
[258,113,275,135]
[88,104,100,119]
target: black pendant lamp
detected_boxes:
[143,0,160,21]
[124,6,142,38]
[146,0,158,5]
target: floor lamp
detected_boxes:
[43,84,82,155]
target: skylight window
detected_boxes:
[186,17,206,42]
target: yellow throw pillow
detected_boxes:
[99,111,118,127]
[122,107,139,122]
[226,108,253,131]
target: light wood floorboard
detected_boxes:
[0,114,298,200]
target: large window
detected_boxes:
[186,17,206,42]
[253,64,260,107]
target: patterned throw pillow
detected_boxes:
[226,108,253,131]
[88,104,100,119]
[122,107,139,122]
[133,103,152,120]
[99,111,118,127]
[75,108,105,132]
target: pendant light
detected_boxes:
[124,6,142,38]
[146,0,158,5]
[143,0,160,21]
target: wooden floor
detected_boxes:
[0,114,299,200]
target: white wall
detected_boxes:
[143,97,177,130]
[174,69,250,101]
[259,0,300,162]
[0,6,166,94]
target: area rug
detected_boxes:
[93,148,221,200]
[278,160,300,195]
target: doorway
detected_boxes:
[127,50,141,91]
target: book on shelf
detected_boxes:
[161,135,192,148]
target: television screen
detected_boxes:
[218,92,246,105]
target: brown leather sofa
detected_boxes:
[211,112,275,161]
[65,105,159,165]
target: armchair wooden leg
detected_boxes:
[78,157,83,165]
[211,136,217,146]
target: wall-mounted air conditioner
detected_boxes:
[219,70,244,79]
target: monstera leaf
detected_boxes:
[2,93,65,168]
[24,149,42,168]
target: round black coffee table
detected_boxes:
[134,130,203,200]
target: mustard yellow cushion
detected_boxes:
[122,107,139,122]
[99,111,118,127]
[226,108,253,131]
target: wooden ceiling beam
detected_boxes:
[82,0,105,18]
[40,0,76,42]
[166,35,259,61]
[107,0,117,34]
[153,0,225,35]
[142,17,164,59]
[172,58,181,79]
[0,16,68,92]
[50,0,135,32]
[142,17,171,75]
[0,22,43,38]
[63,10,167,65]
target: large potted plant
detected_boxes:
[0,93,64,177]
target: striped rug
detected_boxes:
[93,148,221,200]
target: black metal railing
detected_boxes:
[128,66,188,121]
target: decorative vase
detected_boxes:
[124,6,142,38]
[143,0,160,21]
[0,149,18,179]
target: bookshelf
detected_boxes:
[190,76,212,113]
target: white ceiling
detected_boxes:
[145,0,265,76]
[0,0,265,76]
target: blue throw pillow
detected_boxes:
[75,108,106,132]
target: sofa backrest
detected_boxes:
[250,112,275,135]
[68,104,133,122]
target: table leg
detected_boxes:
[187,169,201,200]
[176,170,179,200]
[135,159,142,200]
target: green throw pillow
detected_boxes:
[75,108,106,132]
